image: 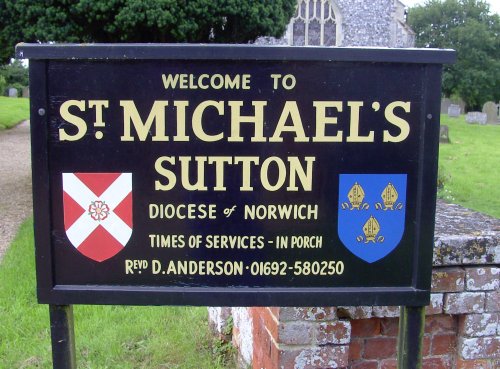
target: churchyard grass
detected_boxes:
[0,96,29,129]
[439,115,499,218]
[0,219,235,369]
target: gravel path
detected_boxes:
[0,120,32,262]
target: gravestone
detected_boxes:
[8,87,17,97]
[441,98,451,114]
[448,104,460,117]
[482,101,498,124]
[22,87,30,98]
[439,125,450,143]
[452,97,466,114]
[466,112,487,125]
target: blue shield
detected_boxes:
[338,174,407,263]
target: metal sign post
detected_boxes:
[17,44,454,369]
[398,306,426,369]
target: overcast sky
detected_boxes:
[401,0,500,14]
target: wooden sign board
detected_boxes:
[17,44,455,307]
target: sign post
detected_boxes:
[49,305,76,369]
[17,44,454,368]
[398,306,426,369]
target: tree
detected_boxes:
[0,60,28,95]
[0,0,297,63]
[0,60,28,86]
[408,0,500,110]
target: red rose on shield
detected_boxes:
[88,200,110,221]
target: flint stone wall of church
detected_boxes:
[209,200,500,368]
[257,0,414,47]
[334,0,395,47]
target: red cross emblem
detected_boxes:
[62,173,133,262]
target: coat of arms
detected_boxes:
[338,174,406,263]
[62,172,133,262]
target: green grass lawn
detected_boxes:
[0,96,30,130]
[0,220,234,369]
[438,115,500,218]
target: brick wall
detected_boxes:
[209,201,499,368]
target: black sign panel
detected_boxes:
[18,44,455,306]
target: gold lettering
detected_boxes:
[261,157,287,191]
[179,156,208,191]
[287,157,315,191]
[234,156,260,191]
[270,101,309,142]
[383,101,411,142]
[154,156,176,191]
[228,101,267,142]
[120,100,169,141]
[208,157,233,191]
[192,101,224,142]
[313,101,343,142]
[346,101,374,142]
[88,100,109,128]
[59,100,87,141]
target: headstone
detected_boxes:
[22,87,30,98]
[448,104,460,117]
[8,87,17,97]
[466,112,487,125]
[441,98,451,114]
[482,101,498,124]
[452,97,466,114]
[439,125,450,143]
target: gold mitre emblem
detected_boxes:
[363,216,380,242]
[381,183,398,210]
[348,182,365,209]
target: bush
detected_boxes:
[0,60,28,90]
[0,75,6,96]
[437,165,455,203]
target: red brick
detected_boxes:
[425,315,457,334]
[426,293,444,315]
[337,306,373,319]
[278,349,301,369]
[351,360,378,369]
[255,307,279,341]
[268,307,280,318]
[432,267,465,292]
[456,358,492,369]
[444,292,486,314]
[423,335,432,356]
[466,267,500,291]
[349,339,363,361]
[380,358,398,369]
[380,318,399,336]
[485,291,500,312]
[251,308,279,369]
[279,307,337,321]
[460,336,500,360]
[280,346,349,369]
[278,321,313,345]
[422,357,452,369]
[373,306,400,317]
[363,337,397,359]
[431,333,457,355]
[351,319,381,337]
[459,313,499,337]
[316,320,351,345]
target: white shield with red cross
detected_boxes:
[62,173,133,262]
